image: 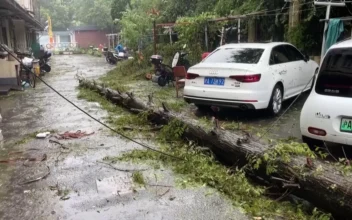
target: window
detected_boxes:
[60,35,71,43]
[270,46,290,65]
[315,48,352,98]
[203,48,264,64]
[284,45,305,61]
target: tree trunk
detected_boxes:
[78,77,352,219]
[289,0,301,28]
[247,18,256,43]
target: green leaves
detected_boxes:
[111,0,131,20]
[119,141,328,219]
[250,141,316,175]
[40,0,113,30]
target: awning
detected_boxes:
[0,0,43,30]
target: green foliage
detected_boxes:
[132,171,145,185]
[78,71,331,219]
[286,24,316,52]
[75,0,114,29]
[116,142,329,219]
[250,141,316,175]
[77,87,150,136]
[111,0,131,20]
[175,13,220,62]
[100,59,150,90]
[160,0,197,22]
[119,0,164,49]
[77,88,124,114]
[311,208,332,220]
[158,119,186,143]
[40,0,113,29]
[336,158,352,176]
[40,0,75,29]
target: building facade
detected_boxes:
[0,0,42,94]
[73,26,109,48]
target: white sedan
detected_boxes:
[183,42,319,115]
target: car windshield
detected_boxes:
[315,48,352,98]
[203,48,264,64]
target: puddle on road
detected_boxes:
[96,174,133,196]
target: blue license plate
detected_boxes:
[204,77,225,86]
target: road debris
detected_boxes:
[8,148,39,155]
[96,174,133,196]
[50,182,71,200]
[158,188,170,197]
[20,166,51,185]
[97,161,148,172]
[49,139,69,150]
[36,132,51,139]
[60,196,70,200]
[23,154,47,166]
[0,153,47,165]
[56,130,95,140]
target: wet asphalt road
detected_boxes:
[0,55,248,220]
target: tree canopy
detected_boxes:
[40,0,113,30]
[40,0,352,54]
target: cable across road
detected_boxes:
[0,44,182,160]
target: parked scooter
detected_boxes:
[150,45,190,87]
[39,50,51,73]
[117,47,129,61]
[103,47,118,65]
[171,51,190,71]
[150,55,174,87]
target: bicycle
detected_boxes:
[19,60,36,88]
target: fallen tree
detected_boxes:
[78,77,352,219]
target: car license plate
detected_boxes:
[341,118,352,132]
[204,77,225,86]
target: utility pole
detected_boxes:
[314,0,345,61]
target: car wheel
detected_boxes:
[267,84,283,116]
[195,104,209,111]
[158,76,167,87]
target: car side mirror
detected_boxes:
[304,54,309,62]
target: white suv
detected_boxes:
[300,39,352,148]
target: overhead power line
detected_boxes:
[0,44,182,161]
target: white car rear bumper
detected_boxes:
[183,86,269,109]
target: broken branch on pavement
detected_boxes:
[96,161,148,172]
[78,76,352,219]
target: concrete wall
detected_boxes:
[13,19,27,51]
[74,30,108,48]
[0,19,11,47]
[15,0,33,12]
